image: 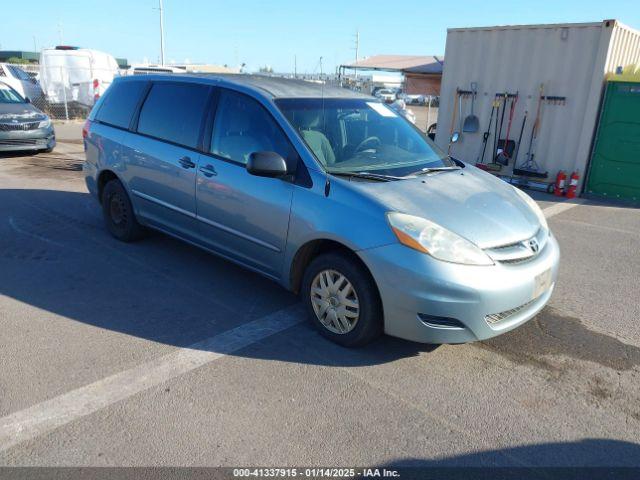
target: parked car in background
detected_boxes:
[389,99,416,124]
[0,63,44,102]
[39,46,119,114]
[0,81,55,153]
[374,88,396,103]
[84,75,558,348]
[403,94,426,105]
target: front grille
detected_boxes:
[485,299,535,325]
[0,138,44,146]
[485,229,548,264]
[0,122,40,131]
[418,313,466,329]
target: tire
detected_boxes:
[101,179,145,242]
[302,252,383,347]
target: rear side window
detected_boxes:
[138,82,210,149]
[95,81,147,129]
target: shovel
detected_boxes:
[462,84,479,133]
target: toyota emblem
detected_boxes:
[529,238,540,253]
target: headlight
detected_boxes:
[38,118,51,129]
[513,187,548,232]
[387,212,494,266]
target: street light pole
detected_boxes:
[159,0,165,66]
[353,29,359,81]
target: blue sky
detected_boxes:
[3,0,639,72]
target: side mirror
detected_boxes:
[24,96,31,104]
[247,151,288,178]
[450,132,460,143]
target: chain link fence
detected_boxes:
[3,63,119,121]
[3,63,440,131]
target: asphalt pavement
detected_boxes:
[0,140,639,468]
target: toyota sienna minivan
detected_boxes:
[83,75,559,347]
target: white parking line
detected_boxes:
[0,304,305,453]
[542,199,586,219]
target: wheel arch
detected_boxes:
[96,169,122,204]
[289,238,378,296]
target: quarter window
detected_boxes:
[211,89,292,165]
[138,82,210,149]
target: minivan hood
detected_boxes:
[348,167,541,248]
[0,103,45,122]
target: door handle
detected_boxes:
[199,164,217,177]
[178,156,196,169]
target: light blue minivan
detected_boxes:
[83,75,559,347]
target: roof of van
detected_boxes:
[117,73,372,99]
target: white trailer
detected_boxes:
[39,47,120,111]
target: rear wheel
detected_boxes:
[302,252,383,347]
[101,179,145,242]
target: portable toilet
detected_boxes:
[586,64,640,202]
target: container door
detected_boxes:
[586,81,640,202]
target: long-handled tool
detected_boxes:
[475,100,499,168]
[484,93,508,171]
[496,92,518,165]
[463,82,479,132]
[514,84,548,178]
[511,110,528,165]
[448,89,460,153]
[458,90,466,139]
[491,95,503,165]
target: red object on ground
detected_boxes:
[566,170,580,199]
[554,170,567,196]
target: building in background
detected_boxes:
[402,57,444,96]
[0,51,39,64]
[339,54,444,95]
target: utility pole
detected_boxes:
[33,36,37,53]
[294,55,297,78]
[158,0,166,66]
[353,29,360,80]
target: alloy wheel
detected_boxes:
[310,269,360,334]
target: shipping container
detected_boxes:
[435,20,640,192]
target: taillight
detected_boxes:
[93,79,100,101]
[82,119,92,139]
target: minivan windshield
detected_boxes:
[0,84,25,104]
[276,98,453,177]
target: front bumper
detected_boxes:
[0,127,56,152]
[359,233,560,344]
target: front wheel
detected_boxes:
[302,252,383,347]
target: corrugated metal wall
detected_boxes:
[435,20,640,190]
[606,22,640,71]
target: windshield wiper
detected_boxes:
[329,171,405,182]
[411,166,461,176]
